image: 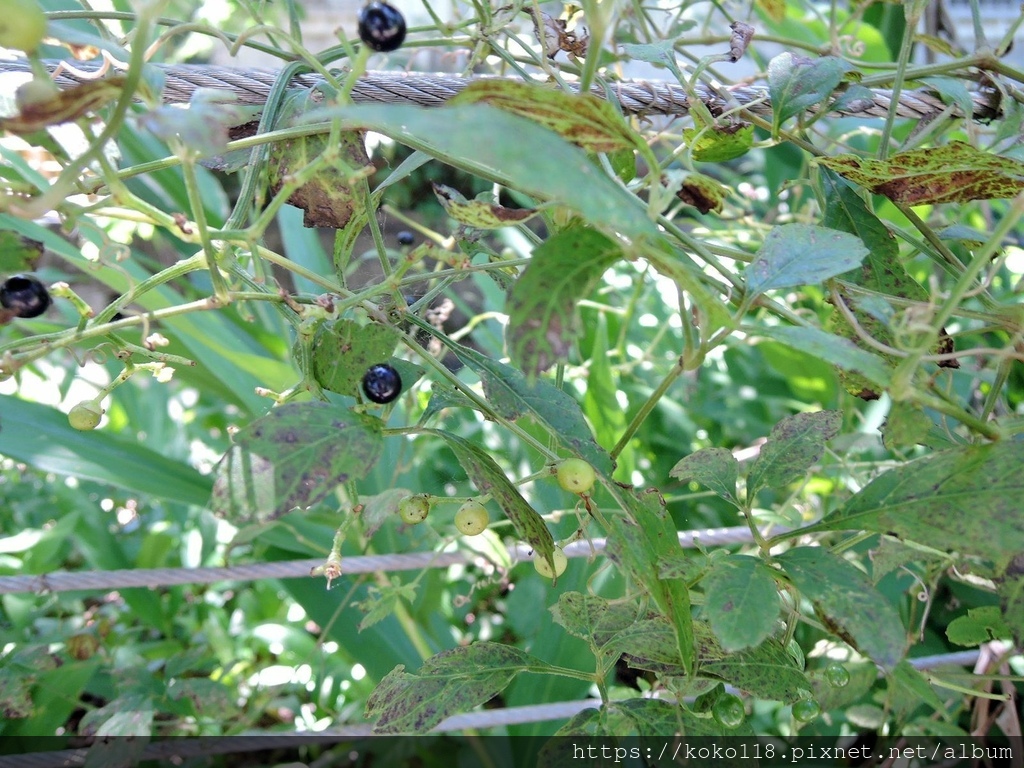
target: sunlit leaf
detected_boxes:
[309,319,400,397]
[702,555,780,652]
[431,182,538,228]
[819,142,1024,205]
[211,403,383,523]
[670,447,739,503]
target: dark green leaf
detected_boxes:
[0,229,43,273]
[211,403,383,523]
[507,227,621,377]
[747,410,841,496]
[745,223,868,296]
[549,592,641,647]
[816,442,1024,569]
[702,555,780,652]
[432,431,554,571]
[309,319,400,396]
[996,554,1024,646]
[777,547,906,670]
[450,343,613,474]
[365,643,537,733]
[669,447,739,503]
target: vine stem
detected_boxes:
[610,355,686,460]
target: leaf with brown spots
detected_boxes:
[210,403,383,523]
[507,227,622,377]
[819,142,1024,205]
[448,79,640,154]
[366,643,539,733]
[812,442,1024,572]
[431,182,538,228]
[701,555,780,652]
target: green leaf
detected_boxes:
[887,660,947,719]
[685,123,755,162]
[815,442,1024,569]
[767,53,852,134]
[881,402,934,450]
[365,642,537,733]
[309,319,400,396]
[549,592,641,647]
[604,488,694,674]
[818,141,1024,205]
[753,324,891,387]
[506,227,621,377]
[431,182,538,228]
[449,343,613,474]
[582,313,630,480]
[702,555,780,652]
[211,403,383,523]
[448,79,642,154]
[745,224,868,296]
[0,229,43,273]
[777,547,906,670]
[747,410,842,497]
[996,554,1024,646]
[432,431,554,571]
[669,447,739,503]
[0,395,212,507]
[946,605,1012,646]
[298,103,660,242]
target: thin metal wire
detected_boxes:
[0,525,762,595]
[0,59,1001,120]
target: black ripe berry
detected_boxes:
[396,230,415,246]
[362,363,402,404]
[0,274,51,318]
[358,2,406,53]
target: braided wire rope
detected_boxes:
[0,58,1001,120]
[0,524,762,595]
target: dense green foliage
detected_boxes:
[0,0,1022,758]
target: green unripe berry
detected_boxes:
[0,0,47,52]
[711,693,745,729]
[454,501,489,536]
[825,662,850,688]
[68,401,102,431]
[792,698,821,723]
[533,546,568,579]
[555,458,596,495]
[398,495,429,525]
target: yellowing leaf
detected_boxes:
[448,79,640,154]
[431,182,538,228]
[819,142,1024,205]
